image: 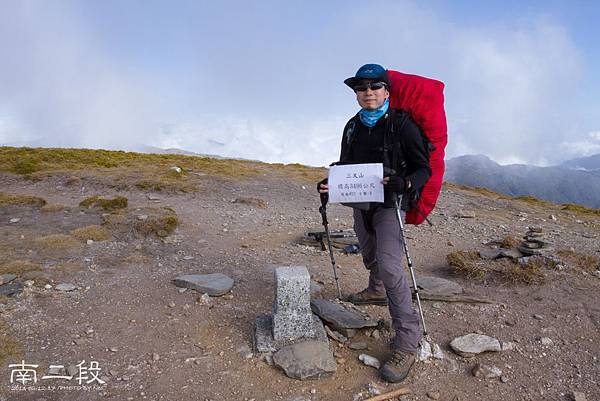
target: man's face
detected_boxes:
[355,80,389,110]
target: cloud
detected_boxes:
[0,1,590,168]
[559,130,600,157]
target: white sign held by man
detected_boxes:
[328,163,384,203]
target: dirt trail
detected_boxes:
[0,169,599,401]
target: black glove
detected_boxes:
[317,178,328,205]
[317,177,328,193]
[384,175,406,194]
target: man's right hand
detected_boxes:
[317,178,329,194]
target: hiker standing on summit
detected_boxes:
[318,64,431,383]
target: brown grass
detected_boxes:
[79,195,128,211]
[70,225,110,241]
[0,260,42,276]
[34,234,79,252]
[500,235,521,249]
[0,320,24,365]
[0,192,46,207]
[447,251,486,280]
[503,258,545,285]
[556,250,599,272]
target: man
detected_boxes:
[318,63,431,383]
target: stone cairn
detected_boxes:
[518,227,553,256]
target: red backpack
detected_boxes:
[387,70,448,225]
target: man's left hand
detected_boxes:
[382,176,406,194]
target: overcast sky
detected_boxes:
[1,0,599,166]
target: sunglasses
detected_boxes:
[353,82,388,92]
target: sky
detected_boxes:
[1,0,599,166]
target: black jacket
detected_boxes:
[338,108,431,207]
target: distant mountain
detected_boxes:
[445,154,600,208]
[560,154,600,172]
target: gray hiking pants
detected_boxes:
[353,206,422,353]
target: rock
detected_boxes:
[550,215,557,221]
[172,273,234,296]
[498,249,523,259]
[479,249,502,260]
[310,299,378,330]
[324,326,348,343]
[431,343,444,360]
[417,338,433,361]
[533,314,544,320]
[9,218,21,224]
[152,353,160,361]
[310,280,323,295]
[55,283,77,292]
[500,341,516,351]
[170,166,182,174]
[472,363,502,379]
[348,341,368,350]
[371,329,380,340]
[196,293,211,305]
[136,215,148,221]
[272,340,336,380]
[67,365,78,377]
[358,354,380,369]
[571,391,588,401]
[147,195,160,201]
[426,391,441,400]
[455,211,475,218]
[273,266,314,341]
[0,274,17,286]
[450,333,502,357]
[416,276,463,295]
[500,375,509,383]
[540,337,553,346]
[86,239,94,245]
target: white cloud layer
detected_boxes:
[0,1,595,167]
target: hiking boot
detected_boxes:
[379,350,416,383]
[347,289,388,306]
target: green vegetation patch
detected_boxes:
[135,207,180,238]
[0,192,46,207]
[560,203,600,216]
[79,195,128,211]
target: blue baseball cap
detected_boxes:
[344,63,390,89]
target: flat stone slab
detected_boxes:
[417,276,463,295]
[55,283,77,292]
[273,340,336,380]
[172,273,234,296]
[0,274,17,286]
[310,299,378,330]
[499,249,523,259]
[479,249,502,260]
[0,282,24,297]
[450,333,502,357]
[255,314,327,353]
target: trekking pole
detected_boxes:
[319,194,342,299]
[393,194,428,336]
